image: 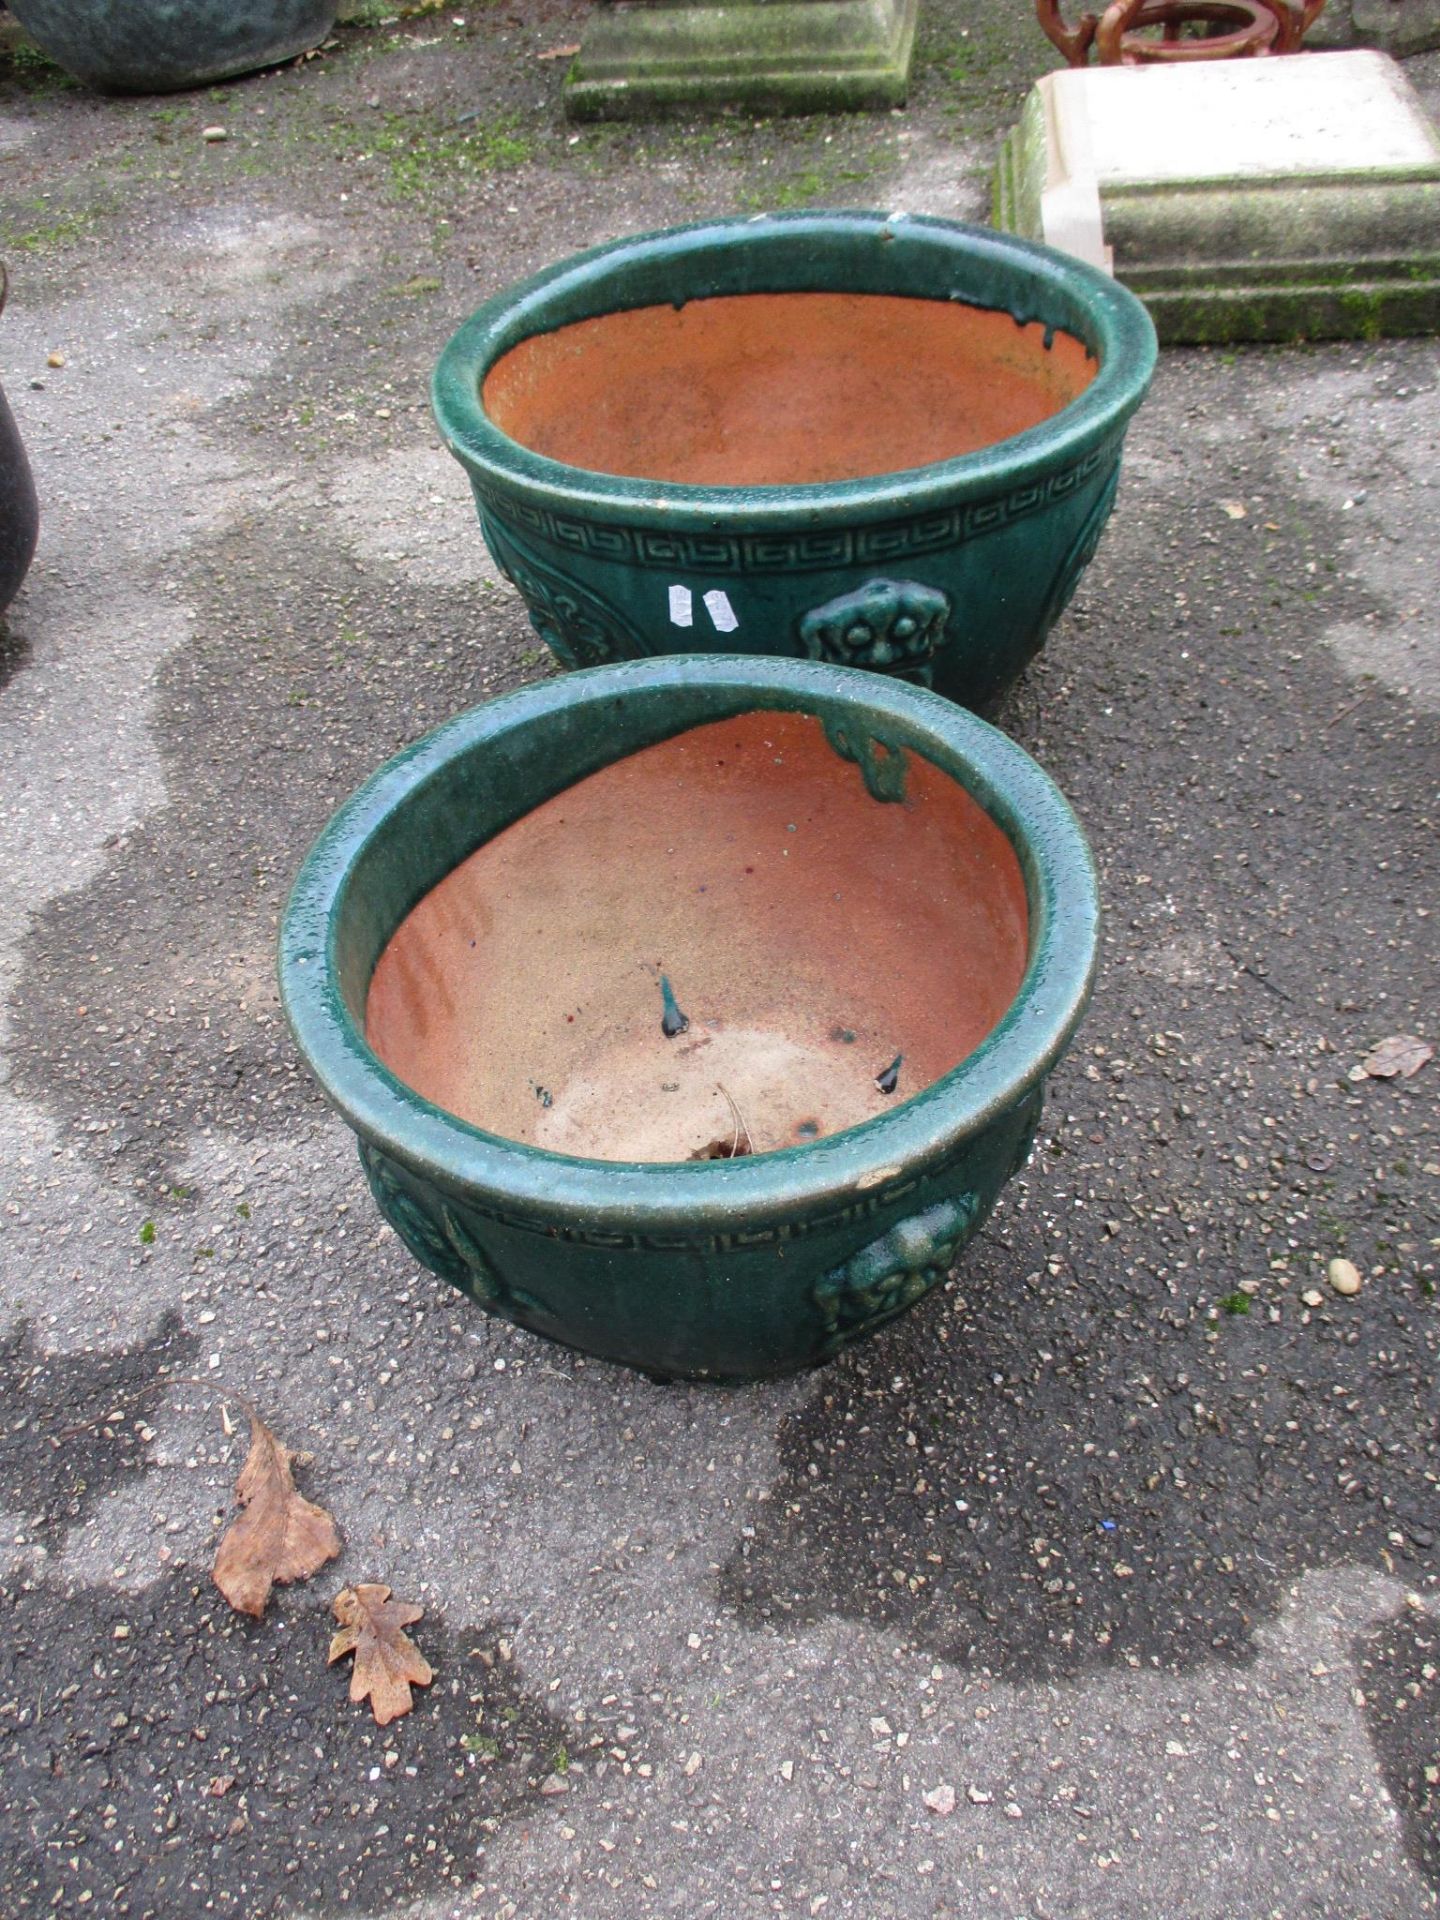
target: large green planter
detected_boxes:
[6,0,336,92]
[433,213,1156,712]
[279,656,1099,1382]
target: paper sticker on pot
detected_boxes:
[669,584,739,633]
[703,589,739,633]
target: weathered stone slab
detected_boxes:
[563,0,918,121]
[994,50,1440,342]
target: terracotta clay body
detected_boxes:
[483,291,1096,487]
[366,711,1029,1162]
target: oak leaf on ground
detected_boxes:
[212,1412,342,1618]
[1356,1034,1434,1081]
[329,1584,435,1726]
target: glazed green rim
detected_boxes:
[280,657,1099,1234]
[432,209,1157,531]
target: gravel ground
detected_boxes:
[0,4,1436,1916]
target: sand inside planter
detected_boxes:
[481,291,1097,487]
[365,711,1031,1164]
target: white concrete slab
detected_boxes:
[994,50,1440,341]
[1061,48,1440,186]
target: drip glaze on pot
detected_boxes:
[482,291,1096,487]
[365,710,1030,1164]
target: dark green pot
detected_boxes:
[7,0,336,92]
[0,268,39,616]
[279,657,1099,1382]
[433,212,1156,712]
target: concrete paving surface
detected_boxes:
[0,4,1436,1916]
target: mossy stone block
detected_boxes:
[564,0,918,120]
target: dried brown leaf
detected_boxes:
[1358,1034,1433,1081]
[212,1413,341,1618]
[329,1583,434,1726]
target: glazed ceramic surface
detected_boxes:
[7,0,336,92]
[0,268,39,616]
[433,213,1157,711]
[280,656,1100,1382]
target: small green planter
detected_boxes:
[279,656,1099,1383]
[6,0,336,92]
[434,212,1156,712]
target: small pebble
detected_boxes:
[1328,1257,1362,1296]
[1302,1288,1324,1308]
[922,1783,955,1815]
[202,125,228,143]
[46,350,65,369]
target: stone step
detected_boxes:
[994,49,1440,343]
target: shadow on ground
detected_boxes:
[1356,1605,1440,1891]
[720,353,1439,1739]
[0,1576,596,1917]
[0,612,31,692]
[720,1223,1436,1678]
[0,1314,198,1546]
[5,505,536,1198]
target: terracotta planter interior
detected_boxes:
[365,710,1031,1163]
[480,291,1097,488]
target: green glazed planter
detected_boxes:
[7,0,336,93]
[279,656,1099,1383]
[433,212,1157,712]
[0,267,40,616]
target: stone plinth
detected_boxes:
[563,0,918,120]
[994,50,1440,342]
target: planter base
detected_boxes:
[563,0,918,120]
[994,50,1440,343]
[6,0,336,94]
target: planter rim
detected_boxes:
[431,210,1157,532]
[279,656,1099,1231]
